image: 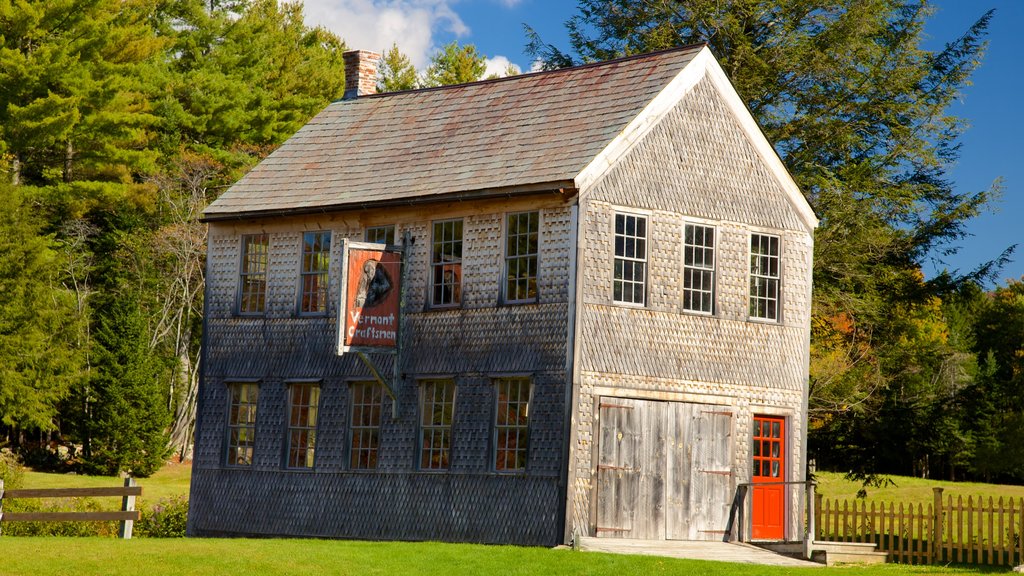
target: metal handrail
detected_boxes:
[724,480,817,559]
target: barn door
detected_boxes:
[596,398,666,539]
[752,415,785,540]
[666,405,733,540]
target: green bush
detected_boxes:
[1,497,116,537]
[135,497,188,538]
[0,449,25,489]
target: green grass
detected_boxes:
[815,471,1024,509]
[20,460,191,507]
[0,538,1006,576]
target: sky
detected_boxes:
[299,0,1024,286]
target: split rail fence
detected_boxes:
[816,488,1024,566]
[0,478,141,539]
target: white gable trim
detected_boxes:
[701,54,819,232]
[574,46,819,233]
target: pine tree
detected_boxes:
[422,41,487,87]
[377,43,419,92]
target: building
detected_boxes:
[187,44,818,546]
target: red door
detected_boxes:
[752,416,785,540]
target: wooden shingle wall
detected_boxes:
[191,199,574,544]
[568,77,814,540]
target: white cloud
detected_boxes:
[300,0,469,69]
[496,0,523,7]
[484,55,521,78]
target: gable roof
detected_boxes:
[204,45,704,220]
[203,44,817,232]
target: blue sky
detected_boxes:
[302,0,1023,286]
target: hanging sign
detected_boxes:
[338,241,401,353]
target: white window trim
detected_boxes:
[681,221,716,316]
[297,230,332,316]
[611,209,649,308]
[747,231,783,323]
[502,210,541,305]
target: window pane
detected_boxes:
[286,383,320,468]
[238,235,268,314]
[749,233,780,320]
[431,220,463,306]
[350,382,383,469]
[299,231,331,314]
[494,378,530,472]
[226,382,259,466]
[682,224,715,313]
[420,380,455,470]
[504,212,539,303]
[613,213,647,305]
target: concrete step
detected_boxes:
[812,550,888,566]
[810,541,888,566]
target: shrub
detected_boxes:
[136,497,188,537]
[0,449,25,489]
[1,497,116,537]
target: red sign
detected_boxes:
[341,246,400,351]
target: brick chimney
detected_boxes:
[343,50,382,99]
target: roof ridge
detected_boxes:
[345,43,708,101]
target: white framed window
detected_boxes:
[430,219,462,307]
[494,377,530,472]
[365,225,395,245]
[613,212,647,305]
[749,233,781,321]
[285,382,320,469]
[349,381,383,469]
[683,223,715,314]
[238,234,268,314]
[225,382,259,466]
[504,211,539,303]
[419,379,455,470]
[299,231,331,315]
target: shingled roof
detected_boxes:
[203,45,705,220]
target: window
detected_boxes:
[683,223,715,313]
[419,379,455,470]
[350,382,383,469]
[494,378,530,472]
[299,231,331,314]
[749,233,781,321]
[286,382,320,468]
[505,211,539,303]
[226,382,259,466]
[430,219,462,307]
[238,234,268,314]
[365,225,395,245]
[613,213,647,305]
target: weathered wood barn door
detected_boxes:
[596,398,732,541]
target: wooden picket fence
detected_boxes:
[816,488,1024,566]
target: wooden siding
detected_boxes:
[191,199,574,544]
[567,76,813,541]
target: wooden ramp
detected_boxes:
[577,537,822,568]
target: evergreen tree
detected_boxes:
[0,185,83,433]
[423,41,487,87]
[530,0,1006,428]
[377,43,418,92]
[84,298,170,477]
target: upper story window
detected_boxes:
[238,234,268,314]
[505,211,539,303]
[613,213,647,305]
[749,233,781,321]
[225,382,259,466]
[299,231,331,315]
[349,382,383,470]
[419,379,455,470]
[683,223,715,314]
[494,377,530,472]
[431,219,462,307]
[365,225,395,245]
[286,382,320,469]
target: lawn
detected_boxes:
[19,460,191,505]
[0,538,1006,576]
[815,471,1024,508]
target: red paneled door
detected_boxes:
[752,416,785,540]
